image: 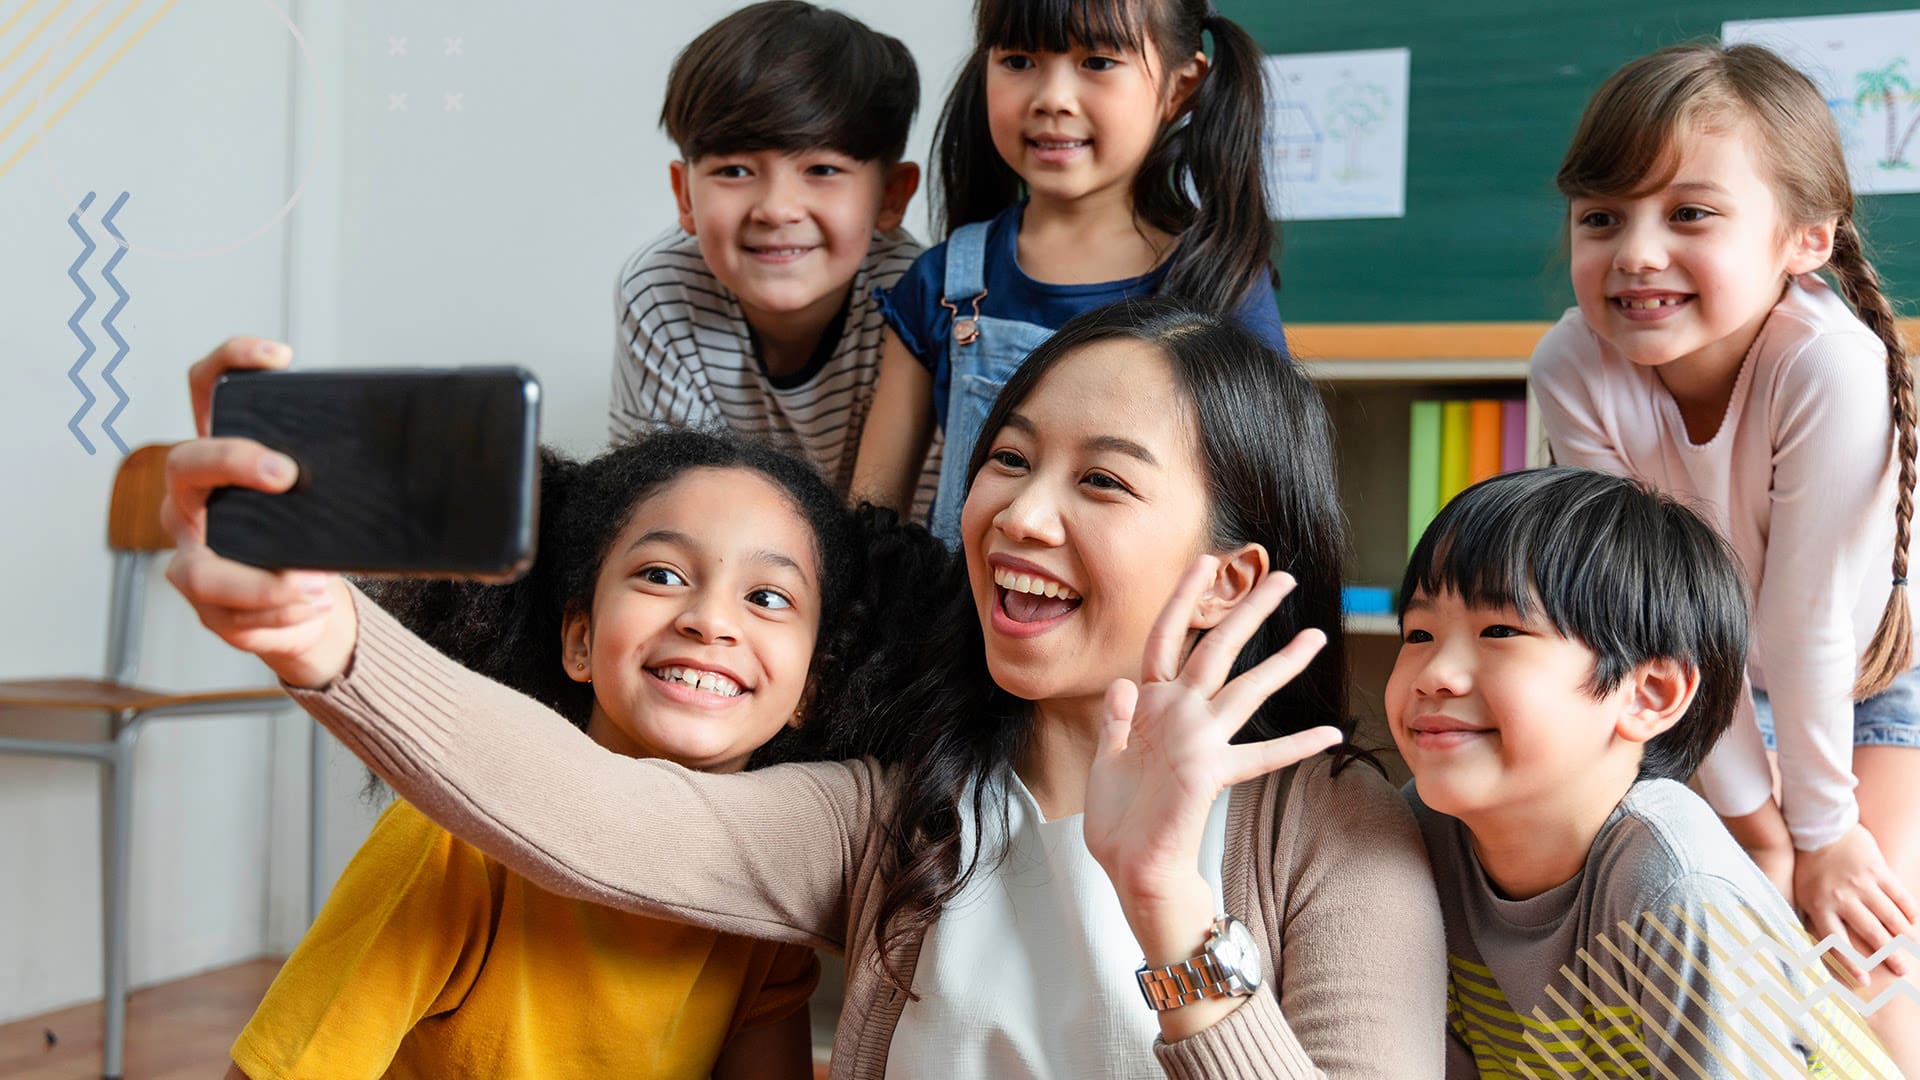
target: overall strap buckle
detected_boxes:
[939,289,988,347]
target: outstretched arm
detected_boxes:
[165,340,879,948]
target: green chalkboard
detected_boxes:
[1224,1,1920,323]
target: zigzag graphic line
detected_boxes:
[1701,899,1920,975]
[96,190,129,453]
[1690,903,1920,1018]
[1642,908,1870,1076]
[65,188,97,454]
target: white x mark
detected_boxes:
[388,36,407,56]
[444,37,463,56]
[388,92,408,111]
[444,92,464,111]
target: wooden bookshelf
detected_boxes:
[1293,323,1547,780]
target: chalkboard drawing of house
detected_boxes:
[1267,100,1323,183]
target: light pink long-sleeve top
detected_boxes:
[1530,275,1913,851]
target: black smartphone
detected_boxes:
[207,367,541,581]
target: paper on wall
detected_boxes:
[1724,10,1920,197]
[1260,47,1411,221]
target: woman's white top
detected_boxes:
[884,769,1232,1079]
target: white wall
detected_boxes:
[0,0,968,1024]
[333,0,972,454]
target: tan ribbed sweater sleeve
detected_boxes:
[288,586,883,951]
[1153,758,1448,1079]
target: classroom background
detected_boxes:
[1,0,1916,1075]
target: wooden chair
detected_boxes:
[0,444,320,1080]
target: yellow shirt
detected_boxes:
[231,799,818,1079]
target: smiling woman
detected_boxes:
[163,300,1447,1079]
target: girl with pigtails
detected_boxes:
[851,0,1287,544]
[1530,42,1920,1069]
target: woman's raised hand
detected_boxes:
[1085,556,1341,966]
[161,338,358,688]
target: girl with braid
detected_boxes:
[1531,42,1920,1068]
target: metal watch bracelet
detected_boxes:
[1134,915,1261,1011]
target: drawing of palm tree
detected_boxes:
[1855,59,1920,169]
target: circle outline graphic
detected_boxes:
[33,0,329,261]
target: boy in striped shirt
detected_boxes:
[612,1,938,509]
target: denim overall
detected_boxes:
[931,221,1057,545]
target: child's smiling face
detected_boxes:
[564,466,821,773]
[1566,123,1834,382]
[1385,588,1641,825]
[983,41,1198,209]
[670,149,915,341]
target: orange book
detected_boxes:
[1468,400,1502,484]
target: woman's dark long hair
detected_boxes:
[866,298,1349,993]
[934,0,1277,314]
[367,429,951,768]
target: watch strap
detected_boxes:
[1134,917,1257,1011]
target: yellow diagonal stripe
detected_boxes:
[0,0,175,180]
[1639,909,1814,1073]
[0,0,141,144]
[0,0,78,109]
[0,0,46,51]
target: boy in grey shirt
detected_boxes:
[1388,469,1897,1078]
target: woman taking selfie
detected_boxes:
[164,301,1446,1078]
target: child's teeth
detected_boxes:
[650,666,742,696]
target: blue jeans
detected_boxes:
[1754,665,1920,750]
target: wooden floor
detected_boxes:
[0,959,834,1079]
[0,959,279,1080]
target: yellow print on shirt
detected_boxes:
[1447,901,1903,1079]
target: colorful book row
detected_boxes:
[1407,399,1528,554]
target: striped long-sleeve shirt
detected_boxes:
[611,226,940,516]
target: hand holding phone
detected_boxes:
[163,338,356,689]
[206,367,541,581]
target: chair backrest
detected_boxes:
[104,444,173,685]
[108,444,173,553]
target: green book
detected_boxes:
[1439,400,1474,505]
[1408,400,1442,555]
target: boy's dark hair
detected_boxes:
[366,429,953,770]
[1397,467,1749,783]
[661,1,919,164]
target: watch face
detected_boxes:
[1217,918,1263,991]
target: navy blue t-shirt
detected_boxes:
[875,202,1288,426]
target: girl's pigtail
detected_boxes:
[1828,218,1917,698]
[1156,11,1275,318]
[362,448,595,726]
[935,55,1023,238]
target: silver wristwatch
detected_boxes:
[1134,915,1263,1011]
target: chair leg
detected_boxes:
[99,727,136,1080]
[308,719,326,923]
